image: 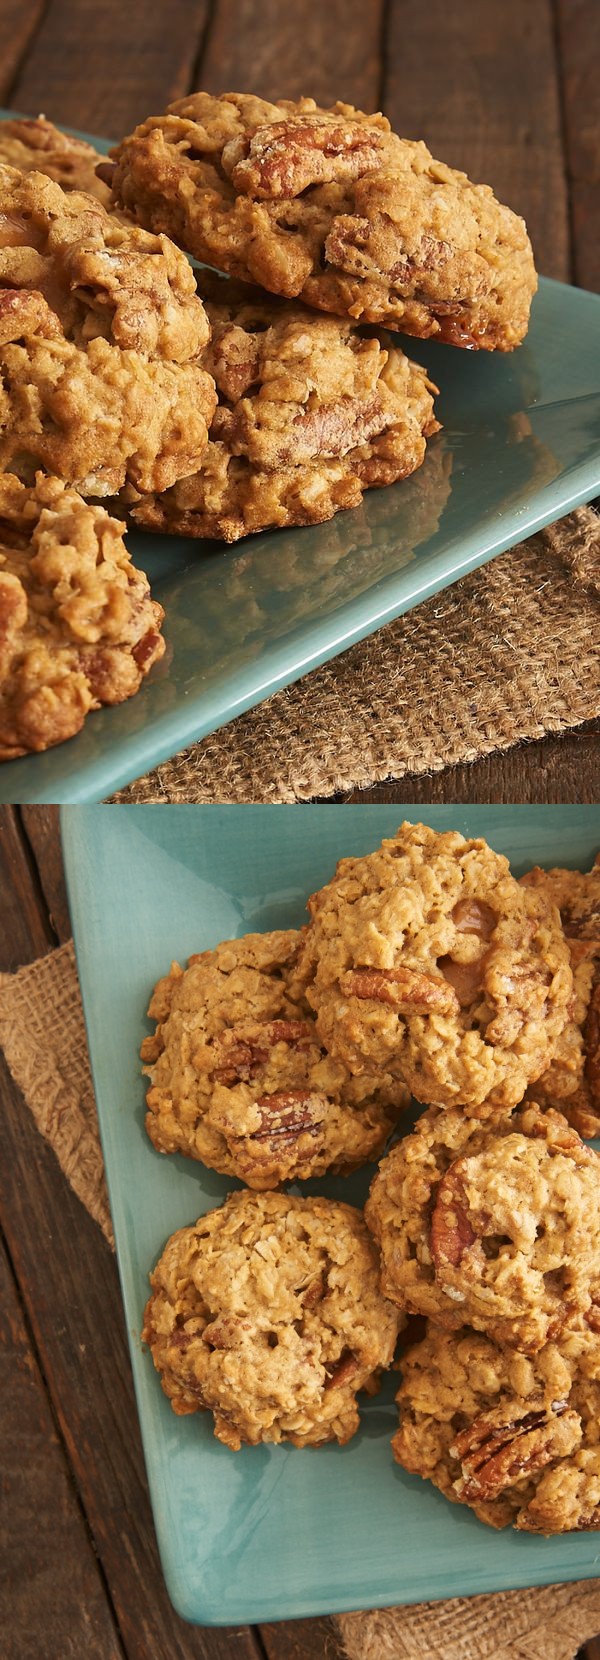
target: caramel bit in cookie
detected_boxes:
[0,471,164,759]
[141,928,408,1187]
[142,1189,402,1448]
[107,91,536,351]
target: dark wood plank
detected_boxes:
[0,1226,124,1660]
[20,806,71,943]
[344,721,600,805]
[0,0,44,103]
[261,1618,345,1660]
[8,0,209,138]
[382,0,570,280]
[556,0,600,292]
[0,808,56,969]
[196,0,383,109]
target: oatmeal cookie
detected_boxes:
[141,929,407,1187]
[0,165,216,495]
[393,1320,600,1532]
[0,115,111,203]
[298,821,573,1110]
[103,92,536,351]
[365,1102,600,1351]
[521,859,600,1138]
[142,1188,402,1448]
[0,471,164,759]
[127,273,439,542]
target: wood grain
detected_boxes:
[8,0,209,137]
[344,721,600,805]
[0,0,44,103]
[556,0,600,292]
[382,0,570,280]
[0,1226,124,1660]
[0,810,56,970]
[196,0,383,109]
[20,806,71,943]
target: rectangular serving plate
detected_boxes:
[1,113,600,803]
[62,803,600,1626]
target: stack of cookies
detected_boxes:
[138,821,600,1537]
[0,98,537,756]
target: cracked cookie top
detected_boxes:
[297,821,573,1111]
[0,471,164,759]
[142,1188,402,1448]
[104,91,536,351]
[394,1319,600,1532]
[365,1102,600,1352]
[0,165,216,495]
[521,858,600,1139]
[141,928,408,1187]
[127,271,439,542]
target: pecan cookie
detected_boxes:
[142,1188,402,1448]
[104,92,536,351]
[141,929,407,1187]
[521,858,600,1138]
[299,821,573,1110]
[127,272,439,542]
[365,1103,600,1351]
[0,115,111,202]
[394,1320,600,1532]
[0,165,216,495]
[0,471,164,759]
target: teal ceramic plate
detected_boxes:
[2,114,600,803]
[62,804,600,1625]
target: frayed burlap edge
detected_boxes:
[112,506,600,805]
[2,939,600,1660]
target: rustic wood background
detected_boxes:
[0,0,597,802]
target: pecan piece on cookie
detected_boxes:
[451,1399,581,1501]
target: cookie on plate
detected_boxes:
[127,273,440,542]
[0,165,216,495]
[393,1319,600,1532]
[365,1102,600,1351]
[0,114,111,202]
[0,471,164,759]
[141,929,408,1187]
[298,820,573,1111]
[520,858,600,1138]
[103,92,536,351]
[142,1188,402,1448]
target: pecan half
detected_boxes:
[227,117,385,200]
[451,1399,581,1500]
[430,1169,478,1270]
[250,1090,325,1141]
[342,965,460,1015]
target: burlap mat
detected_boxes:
[113,505,600,804]
[3,947,600,1657]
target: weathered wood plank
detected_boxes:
[344,720,600,804]
[0,808,56,969]
[261,1617,346,1660]
[556,0,600,292]
[0,1226,125,1660]
[382,0,570,280]
[8,0,209,138]
[196,0,383,109]
[0,0,44,103]
[20,805,71,943]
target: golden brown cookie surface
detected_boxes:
[141,929,408,1186]
[128,272,439,542]
[394,1319,600,1532]
[521,859,600,1137]
[365,1102,600,1351]
[0,165,216,495]
[0,471,164,759]
[105,92,536,351]
[143,1188,402,1448]
[298,821,573,1111]
[0,115,111,202]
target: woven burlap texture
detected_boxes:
[113,505,600,804]
[2,941,600,1660]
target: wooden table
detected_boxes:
[0,0,597,802]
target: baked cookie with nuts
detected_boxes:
[141,929,407,1187]
[0,115,111,203]
[521,858,600,1138]
[142,1188,402,1448]
[0,165,216,496]
[393,1319,600,1532]
[298,821,573,1111]
[103,92,536,351]
[0,471,164,759]
[127,272,439,542]
[365,1102,600,1351]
